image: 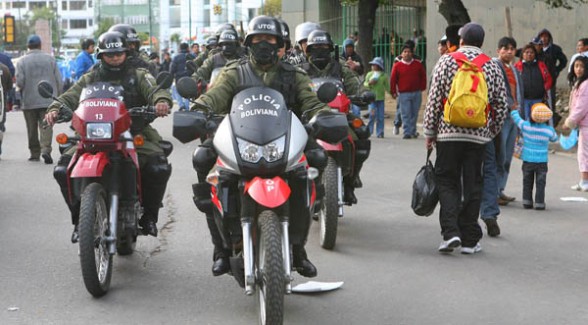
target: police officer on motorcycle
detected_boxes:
[45,31,173,241]
[302,29,371,204]
[191,15,330,278]
[285,21,321,67]
[195,29,246,83]
[108,24,150,69]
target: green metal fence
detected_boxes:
[335,1,426,74]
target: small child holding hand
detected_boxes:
[511,103,558,210]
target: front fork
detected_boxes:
[241,218,292,295]
[337,166,344,217]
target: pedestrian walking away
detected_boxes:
[423,22,508,254]
[15,35,63,164]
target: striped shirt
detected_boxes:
[511,110,558,163]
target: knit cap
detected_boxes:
[531,103,552,123]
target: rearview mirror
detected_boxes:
[37,81,55,99]
[156,71,173,89]
[316,82,338,104]
[176,77,200,98]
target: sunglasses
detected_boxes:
[103,52,125,58]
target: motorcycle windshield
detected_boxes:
[80,82,125,102]
[228,87,291,177]
[229,87,289,144]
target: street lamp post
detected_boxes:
[149,0,153,50]
[189,0,192,45]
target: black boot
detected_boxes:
[212,247,230,276]
[343,184,357,205]
[139,216,158,237]
[292,245,317,278]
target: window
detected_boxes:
[89,0,93,8]
[169,0,181,5]
[62,1,68,10]
[70,19,88,29]
[88,19,93,27]
[11,1,26,9]
[62,20,68,29]
[29,2,47,10]
[70,1,87,10]
[203,9,210,27]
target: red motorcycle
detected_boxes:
[38,74,172,297]
[310,77,372,250]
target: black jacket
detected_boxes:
[537,28,567,80]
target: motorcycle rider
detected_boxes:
[301,29,371,205]
[108,24,150,69]
[195,29,247,84]
[285,21,321,67]
[191,15,330,278]
[192,36,218,71]
[45,31,173,241]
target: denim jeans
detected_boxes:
[497,116,518,195]
[480,140,500,220]
[435,141,485,247]
[393,102,402,127]
[522,162,548,206]
[398,91,421,136]
[367,100,385,137]
[172,84,190,110]
[351,104,361,116]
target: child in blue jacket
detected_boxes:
[511,103,558,210]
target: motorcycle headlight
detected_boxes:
[86,123,112,139]
[237,136,286,163]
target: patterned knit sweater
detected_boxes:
[423,46,508,144]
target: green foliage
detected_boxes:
[170,33,181,44]
[263,0,282,16]
[541,0,588,9]
[340,0,390,5]
[94,17,115,39]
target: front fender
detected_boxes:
[244,177,291,209]
[70,152,110,178]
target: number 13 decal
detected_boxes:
[95,113,103,120]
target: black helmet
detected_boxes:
[108,24,140,47]
[215,23,236,40]
[219,29,239,45]
[96,31,128,59]
[244,15,283,48]
[306,30,334,52]
[295,22,321,45]
[206,36,218,49]
[276,18,291,47]
[81,38,95,50]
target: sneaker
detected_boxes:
[393,125,400,135]
[483,219,500,237]
[438,236,461,253]
[535,202,546,210]
[571,183,588,192]
[461,243,482,254]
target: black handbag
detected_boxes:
[411,149,439,217]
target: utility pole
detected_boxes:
[189,0,192,45]
[149,0,153,50]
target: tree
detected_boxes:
[94,17,115,39]
[29,7,64,49]
[263,0,282,16]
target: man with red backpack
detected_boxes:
[423,22,508,254]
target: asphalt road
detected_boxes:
[1,109,588,325]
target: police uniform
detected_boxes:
[195,47,247,83]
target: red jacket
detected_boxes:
[514,60,552,92]
[390,59,427,96]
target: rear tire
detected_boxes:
[319,157,338,250]
[78,183,112,297]
[256,210,284,325]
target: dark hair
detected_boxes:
[522,44,538,57]
[180,42,189,50]
[579,38,588,47]
[438,39,447,46]
[192,43,199,48]
[568,55,588,88]
[403,39,416,50]
[401,45,413,53]
[28,43,41,50]
[149,52,159,60]
[497,36,517,49]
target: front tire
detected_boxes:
[78,183,113,297]
[319,157,339,250]
[256,210,284,325]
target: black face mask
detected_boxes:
[222,44,237,57]
[250,41,278,65]
[309,48,332,70]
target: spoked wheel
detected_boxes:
[319,157,339,250]
[256,210,284,325]
[78,183,112,297]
